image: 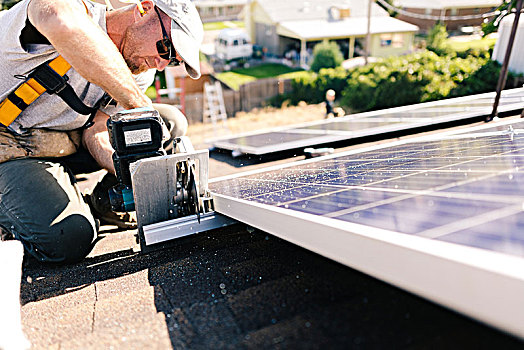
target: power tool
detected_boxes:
[107,107,235,251]
[107,107,166,212]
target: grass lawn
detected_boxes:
[215,63,305,90]
[203,21,244,31]
[445,37,498,51]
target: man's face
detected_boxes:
[120,9,182,74]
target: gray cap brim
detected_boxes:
[171,21,201,79]
[155,0,204,80]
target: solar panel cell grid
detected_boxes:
[333,195,508,235]
[211,120,524,258]
[439,214,524,256]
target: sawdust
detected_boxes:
[186,102,327,148]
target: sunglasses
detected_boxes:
[154,7,182,67]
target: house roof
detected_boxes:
[255,0,390,23]
[193,0,248,7]
[279,16,419,40]
[393,0,501,10]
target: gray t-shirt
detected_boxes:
[0,0,151,134]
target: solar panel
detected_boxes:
[211,88,524,155]
[209,118,524,339]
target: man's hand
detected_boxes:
[27,0,151,109]
[82,111,115,174]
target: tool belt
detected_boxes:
[0,124,81,164]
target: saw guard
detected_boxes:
[130,150,212,249]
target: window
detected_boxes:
[379,34,404,48]
[380,34,392,47]
[450,8,458,16]
[392,34,404,48]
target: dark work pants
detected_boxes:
[0,157,97,263]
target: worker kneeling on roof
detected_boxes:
[0,0,203,263]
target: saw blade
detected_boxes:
[188,164,201,223]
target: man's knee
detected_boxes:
[19,214,96,264]
[0,158,97,263]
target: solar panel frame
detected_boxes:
[209,117,524,339]
[211,88,524,155]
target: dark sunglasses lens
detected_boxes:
[156,39,181,66]
[156,39,171,59]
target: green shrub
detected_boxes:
[273,66,349,106]
[450,60,520,96]
[338,50,497,112]
[310,41,344,72]
[427,22,450,56]
[270,47,514,113]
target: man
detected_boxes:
[324,89,345,119]
[0,0,204,263]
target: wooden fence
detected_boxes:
[179,77,293,124]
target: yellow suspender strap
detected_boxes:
[0,56,72,128]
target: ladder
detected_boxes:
[203,81,228,126]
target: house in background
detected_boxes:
[393,0,501,32]
[193,0,247,23]
[244,0,419,67]
[165,61,214,96]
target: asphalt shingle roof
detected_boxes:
[20,225,524,349]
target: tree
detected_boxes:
[426,22,449,55]
[376,0,398,17]
[310,41,344,73]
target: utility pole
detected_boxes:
[487,0,524,122]
[365,0,372,65]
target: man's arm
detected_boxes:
[82,111,115,174]
[27,0,151,109]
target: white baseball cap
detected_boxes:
[154,0,204,79]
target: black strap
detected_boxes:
[29,60,97,116]
[7,92,29,111]
[81,93,115,129]
[56,84,97,115]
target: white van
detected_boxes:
[215,28,253,62]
